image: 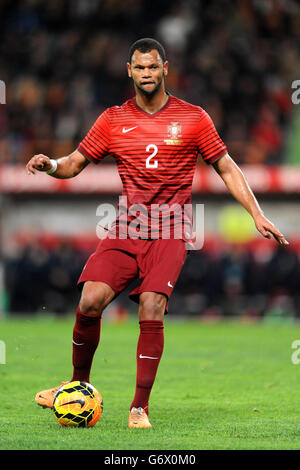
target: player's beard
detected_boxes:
[135,75,164,97]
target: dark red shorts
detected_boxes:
[78,237,187,313]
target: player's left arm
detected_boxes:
[213,153,289,246]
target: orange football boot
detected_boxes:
[128,407,152,429]
[35,382,69,408]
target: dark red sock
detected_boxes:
[130,320,164,414]
[71,307,102,383]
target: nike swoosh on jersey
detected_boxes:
[122,126,137,133]
[139,354,159,360]
[168,281,174,288]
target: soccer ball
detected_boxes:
[52,381,103,427]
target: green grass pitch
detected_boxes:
[1,315,300,450]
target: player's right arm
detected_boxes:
[26,150,89,179]
[27,109,111,177]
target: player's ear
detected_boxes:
[163,61,169,77]
[127,62,132,78]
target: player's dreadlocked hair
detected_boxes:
[128,38,166,63]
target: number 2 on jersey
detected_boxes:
[145,144,158,168]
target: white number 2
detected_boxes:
[145,144,158,168]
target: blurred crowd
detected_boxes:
[1,0,300,318]
[0,0,299,165]
[4,239,84,314]
[3,237,300,319]
[171,242,300,320]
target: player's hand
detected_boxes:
[26,154,52,175]
[254,213,289,246]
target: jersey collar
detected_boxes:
[134,91,171,117]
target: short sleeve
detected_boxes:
[196,109,227,164]
[77,109,111,164]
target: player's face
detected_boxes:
[127,49,168,96]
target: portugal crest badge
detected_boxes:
[164,122,183,145]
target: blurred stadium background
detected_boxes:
[0,0,300,320]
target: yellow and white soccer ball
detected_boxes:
[52,381,103,427]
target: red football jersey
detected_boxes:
[78,93,227,240]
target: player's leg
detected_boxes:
[136,292,166,407]
[72,238,138,384]
[71,280,115,383]
[128,292,166,428]
[35,237,138,408]
[35,281,115,408]
[128,239,187,427]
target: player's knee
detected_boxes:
[138,293,166,321]
[79,282,114,316]
[79,293,102,316]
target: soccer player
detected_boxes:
[27,38,288,428]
